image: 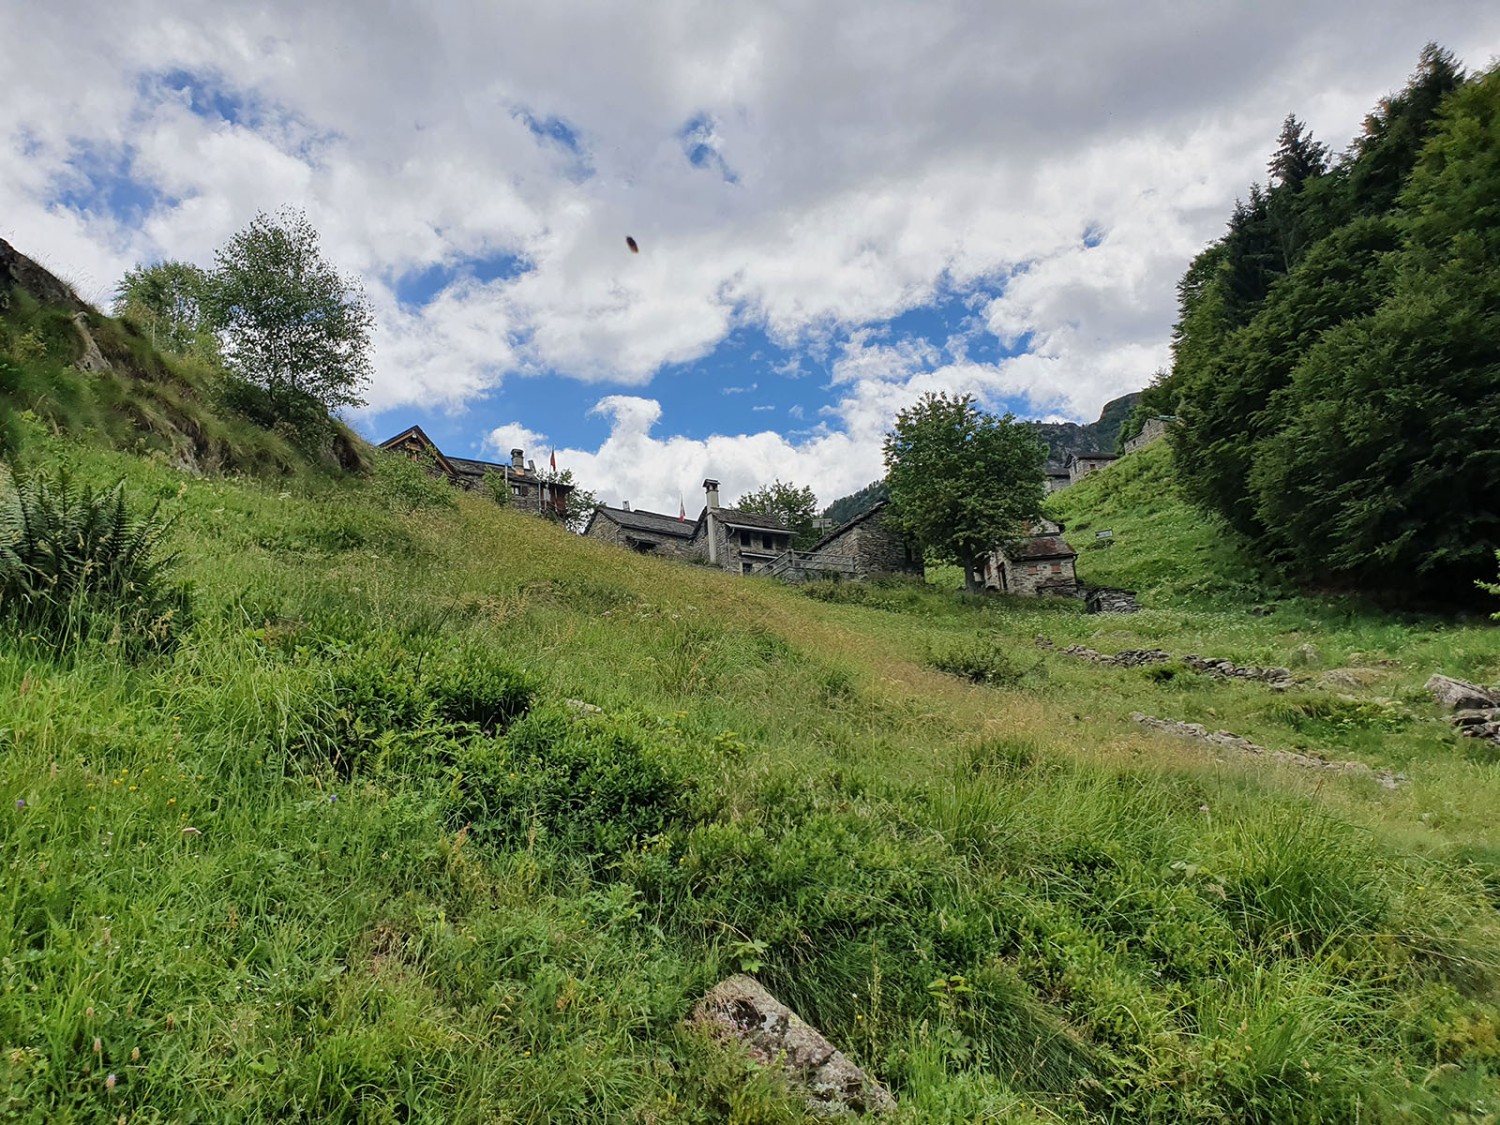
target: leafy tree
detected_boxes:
[207,209,374,427]
[822,479,890,527]
[737,479,820,549]
[882,392,1046,592]
[545,470,599,534]
[112,260,217,360]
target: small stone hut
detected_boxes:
[1065,450,1119,485]
[984,521,1079,597]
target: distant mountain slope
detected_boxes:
[822,478,888,524]
[1032,391,1140,461]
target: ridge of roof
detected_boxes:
[809,499,889,553]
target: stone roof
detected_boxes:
[809,499,891,553]
[379,425,568,492]
[710,507,792,532]
[1008,534,1077,561]
[591,504,695,539]
[1067,450,1119,464]
[1045,463,1070,477]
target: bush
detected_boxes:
[453,710,689,857]
[0,468,191,656]
[929,636,1026,685]
[372,450,456,512]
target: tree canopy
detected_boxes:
[736,480,820,549]
[1146,45,1498,603]
[113,260,217,361]
[208,208,374,424]
[882,392,1046,591]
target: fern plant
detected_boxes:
[0,468,191,656]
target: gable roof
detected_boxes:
[809,499,893,553]
[588,504,695,539]
[1006,534,1077,561]
[708,507,792,533]
[1066,450,1119,465]
[379,426,570,492]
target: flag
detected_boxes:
[550,448,557,471]
[678,495,686,521]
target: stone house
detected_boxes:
[1065,450,1119,485]
[1044,462,1071,493]
[581,503,696,557]
[983,520,1080,597]
[800,500,923,579]
[690,479,794,574]
[379,424,572,517]
[1122,415,1177,454]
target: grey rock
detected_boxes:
[689,975,895,1116]
[1426,675,1500,713]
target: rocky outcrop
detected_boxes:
[1426,674,1500,712]
[0,238,90,312]
[689,975,895,1116]
[1131,713,1406,789]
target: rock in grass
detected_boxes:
[1426,674,1500,712]
[688,975,895,1116]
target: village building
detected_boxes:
[1122,415,1177,453]
[581,503,696,557]
[379,424,572,517]
[768,500,922,582]
[691,479,794,574]
[1065,450,1119,485]
[1044,462,1071,493]
[983,520,1080,597]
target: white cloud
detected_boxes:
[4,0,1499,461]
[483,422,549,461]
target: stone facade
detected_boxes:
[984,521,1079,597]
[805,501,923,579]
[688,480,794,574]
[1044,464,1071,493]
[1086,587,1141,614]
[582,505,696,558]
[1123,415,1176,454]
[1065,451,1119,485]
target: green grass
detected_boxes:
[2,315,1500,1121]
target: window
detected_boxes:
[741,561,754,574]
[1050,562,1062,574]
[511,485,523,497]
[763,534,774,550]
[1027,564,1039,575]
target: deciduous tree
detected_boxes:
[882,392,1046,592]
[736,479,819,549]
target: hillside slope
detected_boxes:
[2,392,1499,1122]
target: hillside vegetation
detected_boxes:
[3,277,1500,1122]
[1142,48,1500,602]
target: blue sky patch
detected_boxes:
[54,141,174,224]
[391,251,532,308]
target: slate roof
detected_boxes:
[1045,462,1070,477]
[708,507,792,533]
[809,499,891,553]
[1067,450,1119,463]
[379,425,568,492]
[1007,534,1077,561]
[590,505,695,539]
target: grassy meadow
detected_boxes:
[2,392,1500,1121]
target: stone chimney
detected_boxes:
[703,479,720,565]
[511,448,525,471]
[621,501,630,511]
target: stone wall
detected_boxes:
[820,516,922,578]
[1086,587,1140,614]
[1123,416,1173,454]
[990,554,1078,597]
[584,516,694,559]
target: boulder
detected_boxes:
[689,975,894,1116]
[1426,674,1500,712]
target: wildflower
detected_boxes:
[328,794,337,803]
[167,798,175,805]
[86,1006,95,1020]
[105,1073,117,1091]
[93,1038,102,1056]
[165,1013,175,1030]
[131,1047,140,1062]
[1199,804,1210,813]
[14,798,25,809]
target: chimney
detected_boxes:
[527,459,536,473]
[703,479,720,565]
[621,501,630,511]
[511,448,524,471]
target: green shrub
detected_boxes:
[929,636,1025,685]
[454,709,690,857]
[372,449,456,512]
[1262,693,1410,734]
[0,468,191,656]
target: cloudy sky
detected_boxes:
[4,3,1496,512]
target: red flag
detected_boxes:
[678,495,686,521]
[550,448,557,471]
